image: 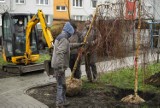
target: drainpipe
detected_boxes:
[68,0,71,20]
[10,0,11,11]
[157,30,160,63]
[9,0,15,11]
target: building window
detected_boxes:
[91,0,97,8]
[73,15,83,21]
[0,0,5,2]
[16,0,25,4]
[45,0,48,4]
[45,15,49,24]
[36,0,48,5]
[73,0,83,7]
[148,6,152,12]
[38,15,49,24]
[56,6,67,11]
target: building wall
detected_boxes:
[53,0,70,20]
[0,0,11,14]
[70,0,124,21]
[70,0,97,21]
[11,0,53,15]
[12,0,53,26]
[154,0,160,21]
[0,0,11,36]
[0,0,53,29]
[53,0,116,21]
[69,0,157,21]
[140,0,154,20]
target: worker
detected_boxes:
[51,21,84,108]
[14,18,25,53]
[81,15,98,83]
[69,26,83,79]
[15,18,24,38]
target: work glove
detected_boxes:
[81,42,89,46]
[80,42,85,46]
[91,41,95,45]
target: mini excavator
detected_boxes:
[1,10,54,74]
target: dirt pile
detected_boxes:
[66,78,82,96]
[27,83,160,108]
[145,72,160,87]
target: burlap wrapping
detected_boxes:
[121,94,145,104]
[66,78,82,96]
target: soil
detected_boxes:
[27,82,160,108]
[145,72,160,87]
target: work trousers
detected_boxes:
[85,52,97,81]
[69,54,81,79]
[55,69,66,105]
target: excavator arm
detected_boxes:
[2,10,54,74]
[24,10,54,65]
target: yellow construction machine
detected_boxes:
[1,10,54,74]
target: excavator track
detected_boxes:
[2,63,44,75]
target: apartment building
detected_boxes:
[53,0,158,21]
[53,0,125,21]
[0,0,53,28]
[53,0,99,21]
[70,0,98,21]
[154,0,160,21]
[69,0,129,21]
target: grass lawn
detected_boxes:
[36,53,50,63]
[0,56,8,66]
[0,53,159,94]
[27,62,159,108]
[83,63,160,93]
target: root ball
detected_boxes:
[66,78,82,96]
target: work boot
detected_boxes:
[92,78,97,83]
[87,78,93,83]
[56,103,64,108]
[56,105,63,108]
[63,101,70,106]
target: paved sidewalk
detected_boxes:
[0,52,157,108]
[0,73,54,108]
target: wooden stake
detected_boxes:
[134,0,141,96]
[121,0,145,103]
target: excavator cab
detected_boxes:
[1,10,53,74]
[2,12,39,63]
[1,12,44,74]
